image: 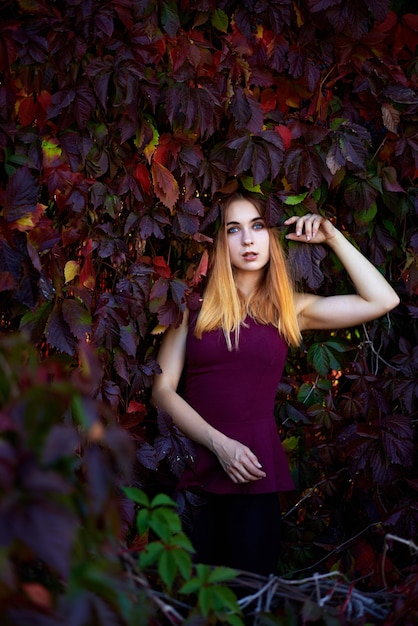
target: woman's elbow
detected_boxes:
[382,291,400,314]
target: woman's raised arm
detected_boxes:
[284,214,400,331]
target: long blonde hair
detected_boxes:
[195,192,301,349]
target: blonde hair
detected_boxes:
[195,193,301,349]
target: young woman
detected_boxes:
[151,192,399,575]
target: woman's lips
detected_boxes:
[242,252,258,260]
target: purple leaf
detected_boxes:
[161,0,180,37]
[150,277,168,313]
[3,166,38,222]
[174,211,200,235]
[45,304,76,355]
[62,299,91,340]
[26,504,77,578]
[157,300,182,327]
[137,442,158,471]
[170,278,188,309]
[119,325,137,357]
[42,425,80,464]
[288,243,326,289]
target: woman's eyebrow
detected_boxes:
[226,217,265,226]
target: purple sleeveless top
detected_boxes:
[177,311,294,495]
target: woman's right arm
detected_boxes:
[151,311,266,484]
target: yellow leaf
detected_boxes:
[143,121,159,163]
[151,324,167,335]
[64,260,80,283]
[41,138,62,167]
[13,203,46,232]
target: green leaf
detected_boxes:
[149,508,181,540]
[199,586,212,617]
[211,585,240,612]
[159,550,177,589]
[136,508,151,536]
[172,547,192,580]
[208,566,238,584]
[297,380,331,406]
[281,435,299,452]
[283,192,308,205]
[172,533,194,552]
[241,175,262,193]
[179,577,201,594]
[139,541,163,568]
[123,487,150,507]
[211,8,228,32]
[195,563,212,580]
[226,615,245,626]
[151,493,177,509]
[355,201,378,226]
[307,341,347,376]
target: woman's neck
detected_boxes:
[234,270,263,298]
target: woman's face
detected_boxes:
[224,198,270,277]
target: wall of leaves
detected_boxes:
[0,0,417,622]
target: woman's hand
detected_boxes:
[212,434,266,484]
[284,214,337,245]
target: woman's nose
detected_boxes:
[242,230,253,245]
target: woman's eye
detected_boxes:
[227,226,239,234]
[254,222,265,230]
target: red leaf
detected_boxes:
[151,161,179,210]
[396,14,418,56]
[275,125,292,149]
[127,400,147,415]
[79,255,96,291]
[22,583,52,610]
[153,256,171,278]
[190,249,209,285]
[135,163,152,195]
[0,270,16,291]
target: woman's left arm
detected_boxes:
[285,214,400,331]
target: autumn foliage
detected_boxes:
[0,0,417,623]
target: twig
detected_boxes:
[381,533,418,588]
[360,322,400,375]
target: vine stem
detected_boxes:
[382,533,418,589]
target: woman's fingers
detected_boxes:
[284,214,336,243]
[284,214,322,240]
[218,439,266,483]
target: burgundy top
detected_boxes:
[177,311,294,495]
